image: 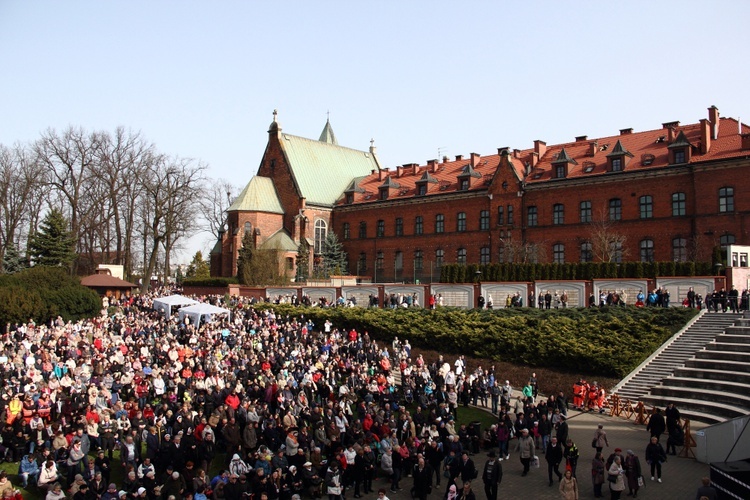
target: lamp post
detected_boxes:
[475,269,482,308]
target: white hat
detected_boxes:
[137,487,147,495]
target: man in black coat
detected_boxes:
[481,451,502,500]
[647,408,666,439]
[544,437,564,486]
[457,451,477,484]
[411,457,433,500]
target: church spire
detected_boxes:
[319,114,338,145]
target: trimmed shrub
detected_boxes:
[252,304,697,378]
[182,277,239,287]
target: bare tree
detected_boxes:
[199,178,240,239]
[0,143,47,269]
[34,127,99,273]
[588,210,628,263]
[95,127,155,278]
[498,235,547,263]
[140,155,206,292]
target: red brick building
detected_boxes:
[213,106,750,283]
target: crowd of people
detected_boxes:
[0,290,560,500]
[0,288,723,500]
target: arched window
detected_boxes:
[553,244,565,264]
[480,246,490,265]
[314,219,327,254]
[436,249,445,267]
[609,198,622,221]
[672,238,687,262]
[580,242,593,262]
[553,204,564,225]
[457,248,467,264]
[244,222,252,234]
[640,239,654,263]
[720,233,736,248]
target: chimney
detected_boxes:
[396,166,404,178]
[667,127,677,143]
[619,128,633,135]
[513,149,521,159]
[300,197,306,211]
[534,140,547,158]
[378,168,389,181]
[470,153,481,167]
[442,155,449,163]
[427,159,438,173]
[741,133,750,150]
[589,141,598,157]
[575,135,588,142]
[662,121,680,129]
[455,155,463,161]
[412,164,419,175]
[708,106,720,140]
[700,119,711,154]
[530,152,539,168]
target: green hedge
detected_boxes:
[440,261,710,282]
[252,304,697,378]
[0,266,101,327]
[182,277,239,287]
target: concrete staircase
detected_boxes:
[613,310,741,410]
[641,314,750,424]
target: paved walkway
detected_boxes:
[372,408,709,500]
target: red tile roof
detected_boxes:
[339,116,750,205]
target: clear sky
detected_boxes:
[2,1,749,262]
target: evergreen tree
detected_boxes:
[1,243,27,274]
[295,239,310,283]
[185,251,210,279]
[236,232,255,283]
[321,232,347,277]
[29,209,76,268]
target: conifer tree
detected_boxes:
[185,251,210,279]
[1,243,26,274]
[321,232,348,277]
[29,209,76,268]
[295,239,310,283]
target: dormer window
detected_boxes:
[378,176,400,201]
[551,147,577,179]
[415,171,438,196]
[417,184,427,196]
[346,193,354,204]
[457,163,481,190]
[668,131,692,164]
[606,140,633,172]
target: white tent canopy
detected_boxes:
[178,303,231,325]
[153,295,199,318]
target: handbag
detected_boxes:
[607,473,618,483]
[591,438,597,448]
[638,476,644,487]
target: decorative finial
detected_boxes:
[370,138,375,147]
[273,109,278,122]
[326,110,330,122]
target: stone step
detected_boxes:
[673,367,750,384]
[639,395,746,422]
[658,376,750,394]
[695,350,750,362]
[684,358,750,373]
[706,341,750,352]
[718,334,750,344]
[648,385,750,408]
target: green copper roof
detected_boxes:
[228,176,284,213]
[280,133,379,207]
[259,229,298,252]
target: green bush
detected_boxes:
[0,266,101,328]
[182,277,239,287]
[252,304,697,378]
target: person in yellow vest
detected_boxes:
[5,395,22,425]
